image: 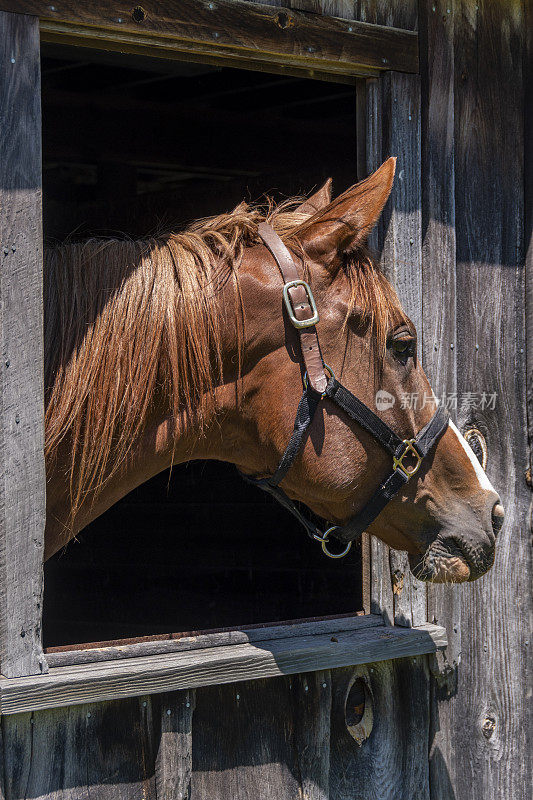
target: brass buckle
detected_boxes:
[313,527,352,559]
[282,279,319,329]
[393,439,423,478]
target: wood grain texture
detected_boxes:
[0,0,418,79]
[252,0,419,29]
[0,624,446,715]
[357,69,432,800]
[329,657,430,799]
[365,72,427,629]
[0,10,47,679]
[191,672,329,800]
[292,671,331,800]
[1,697,155,799]
[191,676,301,799]
[426,1,531,798]
[420,0,462,693]
[526,0,533,479]
[155,690,195,800]
[45,614,382,668]
[383,70,426,627]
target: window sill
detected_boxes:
[0,619,446,715]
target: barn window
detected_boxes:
[41,47,367,650]
[0,6,446,715]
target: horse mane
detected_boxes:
[44,194,403,528]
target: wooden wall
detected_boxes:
[0,10,47,680]
[421,2,531,799]
[0,1,531,799]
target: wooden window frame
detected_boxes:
[0,0,444,716]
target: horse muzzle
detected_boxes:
[408,499,504,583]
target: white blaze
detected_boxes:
[448,420,495,493]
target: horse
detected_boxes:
[43,157,503,583]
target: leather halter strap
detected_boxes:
[258,222,328,394]
[240,223,449,558]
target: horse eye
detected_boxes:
[389,335,416,360]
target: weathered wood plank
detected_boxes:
[364,75,395,628]
[330,657,430,799]
[292,671,331,800]
[0,624,447,715]
[355,0,418,30]
[45,614,382,667]
[427,2,531,799]
[0,0,419,79]
[0,10,47,679]
[420,0,461,698]
[366,71,426,628]
[526,0,533,482]
[380,72,422,336]
[358,68,432,800]
[383,71,426,627]
[1,697,156,799]
[192,672,330,799]
[155,690,195,800]
[192,676,301,800]
[253,0,419,30]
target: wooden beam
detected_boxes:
[420,0,460,691]
[0,623,446,715]
[365,71,426,629]
[0,0,419,79]
[0,11,48,679]
[45,614,384,668]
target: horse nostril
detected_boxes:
[491,502,505,536]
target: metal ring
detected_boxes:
[303,363,335,392]
[314,526,352,559]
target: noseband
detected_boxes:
[240,223,449,558]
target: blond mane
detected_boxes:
[44,195,403,528]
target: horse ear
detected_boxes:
[297,178,332,215]
[293,158,396,264]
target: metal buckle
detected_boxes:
[313,527,352,559]
[282,279,319,329]
[393,439,423,478]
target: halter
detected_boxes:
[240,223,449,559]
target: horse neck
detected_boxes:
[44,236,246,559]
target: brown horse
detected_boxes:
[44,158,503,582]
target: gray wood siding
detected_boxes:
[0,1,530,799]
[0,10,47,679]
[423,1,531,799]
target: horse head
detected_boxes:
[44,159,503,580]
[232,158,503,583]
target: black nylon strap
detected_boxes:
[324,378,404,456]
[330,469,409,544]
[269,387,322,487]
[239,225,450,556]
[239,474,321,541]
[242,380,449,549]
[409,404,449,456]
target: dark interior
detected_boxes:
[40,45,363,648]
